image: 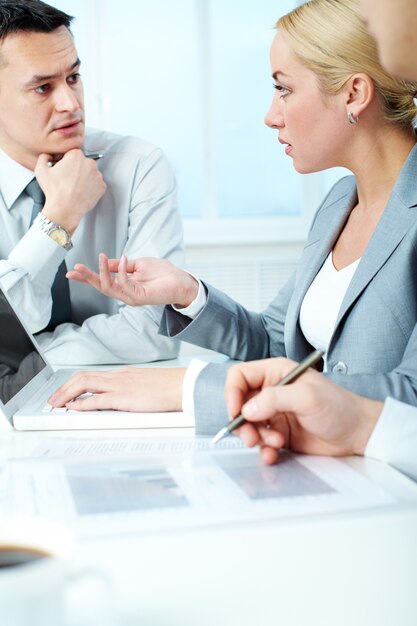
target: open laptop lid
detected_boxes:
[0,284,54,424]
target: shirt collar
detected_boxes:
[0,148,35,210]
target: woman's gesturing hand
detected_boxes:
[66,253,199,307]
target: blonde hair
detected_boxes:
[277,0,417,129]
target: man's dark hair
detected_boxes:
[0,0,73,41]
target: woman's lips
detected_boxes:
[279,137,292,155]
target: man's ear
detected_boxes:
[343,73,375,119]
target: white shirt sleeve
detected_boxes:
[0,225,66,333]
[365,396,417,482]
[172,274,207,319]
[182,359,209,418]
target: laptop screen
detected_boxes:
[0,288,47,404]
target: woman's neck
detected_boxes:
[331,125,416,269]
[351,126,416,215]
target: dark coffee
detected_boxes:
[0,546,51,570]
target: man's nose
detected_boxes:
[54,84,80,113]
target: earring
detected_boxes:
[348,112,359,125]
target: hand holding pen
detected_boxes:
[220,350,380,465]
[213,350,324,444]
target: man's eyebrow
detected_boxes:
[24,58,81,86]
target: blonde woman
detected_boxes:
[51,0,417,442]
[219,0,417,478]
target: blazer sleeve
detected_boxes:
[193,361,235,435]
[159,271,295,360]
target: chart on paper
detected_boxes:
[6,438,396,536]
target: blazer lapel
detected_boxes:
[285,180,358,357]
[334,144,417,331]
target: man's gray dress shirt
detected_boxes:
[0,128,184,364]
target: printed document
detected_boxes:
[4,436,396,536]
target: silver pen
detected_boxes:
[84,152,104,160]
[211,349,324,445]
[47,152,104,167]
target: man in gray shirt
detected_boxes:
[0,0,184,365]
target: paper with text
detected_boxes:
[4,437,396,536]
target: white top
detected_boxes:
[299,252,360,370]
[0,129,184,365]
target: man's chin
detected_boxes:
[48,137,85,156]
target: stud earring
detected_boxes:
[348,112,359,125]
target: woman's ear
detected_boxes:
[343,73,375,119]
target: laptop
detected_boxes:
[0,284,193,431]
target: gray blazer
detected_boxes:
[160,144,417,434]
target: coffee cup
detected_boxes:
[0,516,111,626]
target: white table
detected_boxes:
[1,361,417,626]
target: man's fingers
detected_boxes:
[225,384,247,423]
[225,358,301,419]
[241,385,303,423]
[35,153,54,172]
[226,362,266,399]
[240,388,278,422]
[257,425,285,448]
[259,446,280,465]
[234,422,262,448]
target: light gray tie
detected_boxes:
[25,178,72,330]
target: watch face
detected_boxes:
[49,227,69,247]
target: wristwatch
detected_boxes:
[34,213,73,251]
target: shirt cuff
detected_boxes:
[182,359,209,418]
[172,273,207,319]
[364,396,417,482]
[8,223,66,285]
